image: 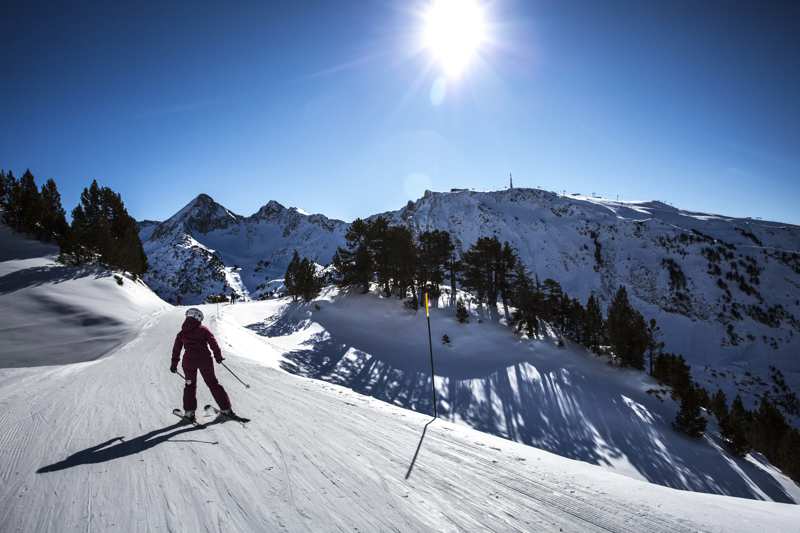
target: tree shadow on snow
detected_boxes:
[257,302,797,503]
[36,421,220,474]
[0,264,112,294]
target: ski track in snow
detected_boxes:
[2,305,798,532]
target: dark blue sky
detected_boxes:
[2,1,798,223]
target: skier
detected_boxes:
[170,308,236,422]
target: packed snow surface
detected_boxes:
[2,302,799,532]
[3,222,799,532]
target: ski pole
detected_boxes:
[221,361,251,389]
[176,370,187,380]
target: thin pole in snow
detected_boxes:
[425,289,438,418]
[221,361,251,389]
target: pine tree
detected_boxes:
[748,396,789,461]
[386,225,416,300]
[0,170,7,208]
[776,429,800,482]
[448,252,459,308]
[461,237,504,319]
[332,218,373,292]
[606,286,648,369]
[583,293,605,352]
[285,250,301,300]
[646,318,664,376]
[1,170,17,218]
[509,263,543,337]
[674,385,707,438]
[710,388,728,422]
[38,178,69,244]
[721,394,750,456]
[652,353,692,397]
[498,242,518,321]
[297,258,321,302]
[68,180,147,275]
[11,170,42,234]
[456,298,469,323]
[539,278,563,325]
[417,230,454,302]
[368,217,392,295]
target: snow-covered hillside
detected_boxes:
[138,188,800,405]
[140,194,347,303]
[2,221,798,531]
[376,189,800,399]
[226,290,800,503]
[0,223,167,367]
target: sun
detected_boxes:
[422,0,487,79]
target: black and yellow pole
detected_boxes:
[424,288,438,418]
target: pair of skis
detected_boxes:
[172,404,250,427]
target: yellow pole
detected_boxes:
[424,288,437,418]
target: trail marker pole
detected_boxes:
[425,290,438,418]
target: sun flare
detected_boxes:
[422,0,487,79]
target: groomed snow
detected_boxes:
[2,227,799,532]
[2,304,798,532]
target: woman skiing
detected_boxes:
[170,308,236,422]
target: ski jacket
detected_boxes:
[172,317,222,366]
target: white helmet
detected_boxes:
[185,308,204,323]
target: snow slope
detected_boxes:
[226,291,800,503]
[375,189,800,402]
[139,188,800,405]
[0,223,167,368]
[2,303,799,532]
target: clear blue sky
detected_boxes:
[2,1,798,224]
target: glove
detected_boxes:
[170,365,177,373]
[215,355,225,364]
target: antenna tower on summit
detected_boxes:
[509,172,513,189]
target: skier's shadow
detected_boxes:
[36,420,221,474]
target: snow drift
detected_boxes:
[226,291,800,503]
[0,222,167,367]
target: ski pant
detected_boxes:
[182,359,231,411]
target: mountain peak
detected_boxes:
[193,192,216,205]
[253,200,288,220]
[150,194,240,238]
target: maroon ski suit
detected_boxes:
[171,317,231,411]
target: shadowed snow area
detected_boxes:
[0,224,167,367]
[229,292,800,503]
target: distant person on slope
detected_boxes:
[170,308,235,422]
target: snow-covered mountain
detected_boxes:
[139,188,800,400]
[3,218,799,530]
[377,188,800,402]
[140,194,347,303]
